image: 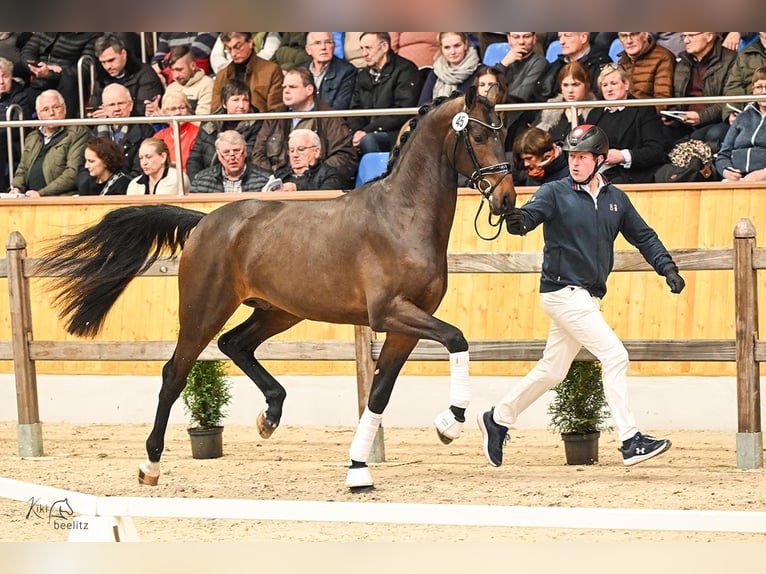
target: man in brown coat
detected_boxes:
[211,32,283,113]
[617,32,675,108]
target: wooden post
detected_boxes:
[6,232,43,457]
[733,219,762,469]
[353,325,384,462]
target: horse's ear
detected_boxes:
[464,85,477,109]
[485,83,499,106]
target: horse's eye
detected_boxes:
[472,132,486,143]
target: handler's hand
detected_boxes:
[665,269,685,294]
[505,209,526,235]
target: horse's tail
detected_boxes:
[37,205,206,337]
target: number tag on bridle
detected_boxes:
[452,112,469,132]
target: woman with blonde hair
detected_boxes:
[418,32,480,105]
[127,137,190,195]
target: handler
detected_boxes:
[478,124,686,468]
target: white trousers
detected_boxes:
[494,286,638,441]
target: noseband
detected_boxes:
[452,110,512,240]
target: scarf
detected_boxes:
[432,47,480,99]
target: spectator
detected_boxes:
[190,130,271,193]
[536,32,611,100]
[0,56,33,190]
[10,89,89,197]
[127,137,189,195]
[186,78,262,180]
[209,32,282,74]
[252,67,357,187]
[272,33,311,70]
[473,65,536,149]
[76,136,130,195]
[715,67,766,181]
[275,129,345,191]
[0,32,32,87]
[512,126,569,186]
[536,61,597,143]
[150,32,217,79]
[303,32,357,110]
[418,32,480,105]
[616,32,675,109]
[146,45,214,116]
[210,32,283,113]
[91,83,155,179]
[88,33,165,118]
[663,32,736,149]
[21,32,101,118]
[348,32,422,154]
[588,63,666,183]
[153,92,199,173]
[494,32,549,102]
[722,32,766,122]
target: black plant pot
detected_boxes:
[561,431,600,465]
[188,426,223,459]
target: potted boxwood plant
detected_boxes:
[547,360,612,465]
[182,359,232,459]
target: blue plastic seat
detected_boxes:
[545,40,562,63]
[482,42,510,66]
[609,37,623,62]
[355,152,389,187]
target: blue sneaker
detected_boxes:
[477,407,508,467]
[620,432,671,466]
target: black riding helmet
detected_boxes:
[562,124,609,157]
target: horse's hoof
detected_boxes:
[257,411,279,439]
[434,408,464,445]
[138,468,159,486]
[346,465,374,491]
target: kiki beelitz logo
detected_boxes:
[26,496,89,531]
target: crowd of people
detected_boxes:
[2,31,766,197]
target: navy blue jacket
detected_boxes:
[303,56,357,110]
[513,176,677,297]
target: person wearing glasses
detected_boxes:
[87,33,164,118]
[252,68,357,187]
[536,32,611,101]
[146,45,214,116]
[715,67,766,181]
[153,92,200,173]
[303,32,357,110]
[615,32,675,108]
[494,32,549,102]
[210,32,283,113]
[9,90,89,197]
[274,128,344,191]
[663,32,736,149]
[348,32,422,155]
[190,130,270,193]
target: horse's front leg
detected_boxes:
[346,333,417,491]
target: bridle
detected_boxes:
[451,108,512,241]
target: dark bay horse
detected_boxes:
[37,86,516,490]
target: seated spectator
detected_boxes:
[494,32,549,102]
[536,61,597,143]
[588,63,666,183]
[348,32,422,155]
[418,32,480,105]
[715,67,766,181]
[146,45,214,116]
[473,66,536,149]
[275,129,345,191]
[616,32,675,109]
[127,137,189,195]
[211,32,283,113]
[663,32,736,149]
[190,130,271,193]
[77,136,130,195]
[0,56,33,190]
[87,33,165,118]
[9,89,89,197]
[303,32,357,110]
[21,33,101,119]
[186,78,262,180]
[153,92,199,173]
[722,32,766,123]
[209,32,282,74]
[90,83,155,179]
[536,32,611,100]
[252,67,357,187]
[150,32,217,80]
[511,126,569,186]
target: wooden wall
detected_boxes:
[1,184,765,377]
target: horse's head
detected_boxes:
[452,85,516,215]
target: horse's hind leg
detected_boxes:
[217,306,302,438]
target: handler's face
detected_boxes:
[568,151,597,182]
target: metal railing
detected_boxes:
[4,104,24,182]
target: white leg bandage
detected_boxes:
[449,350,470,408]
[349,407,383,462]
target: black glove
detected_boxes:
[505,210,526,235]
[665,269,685,294]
